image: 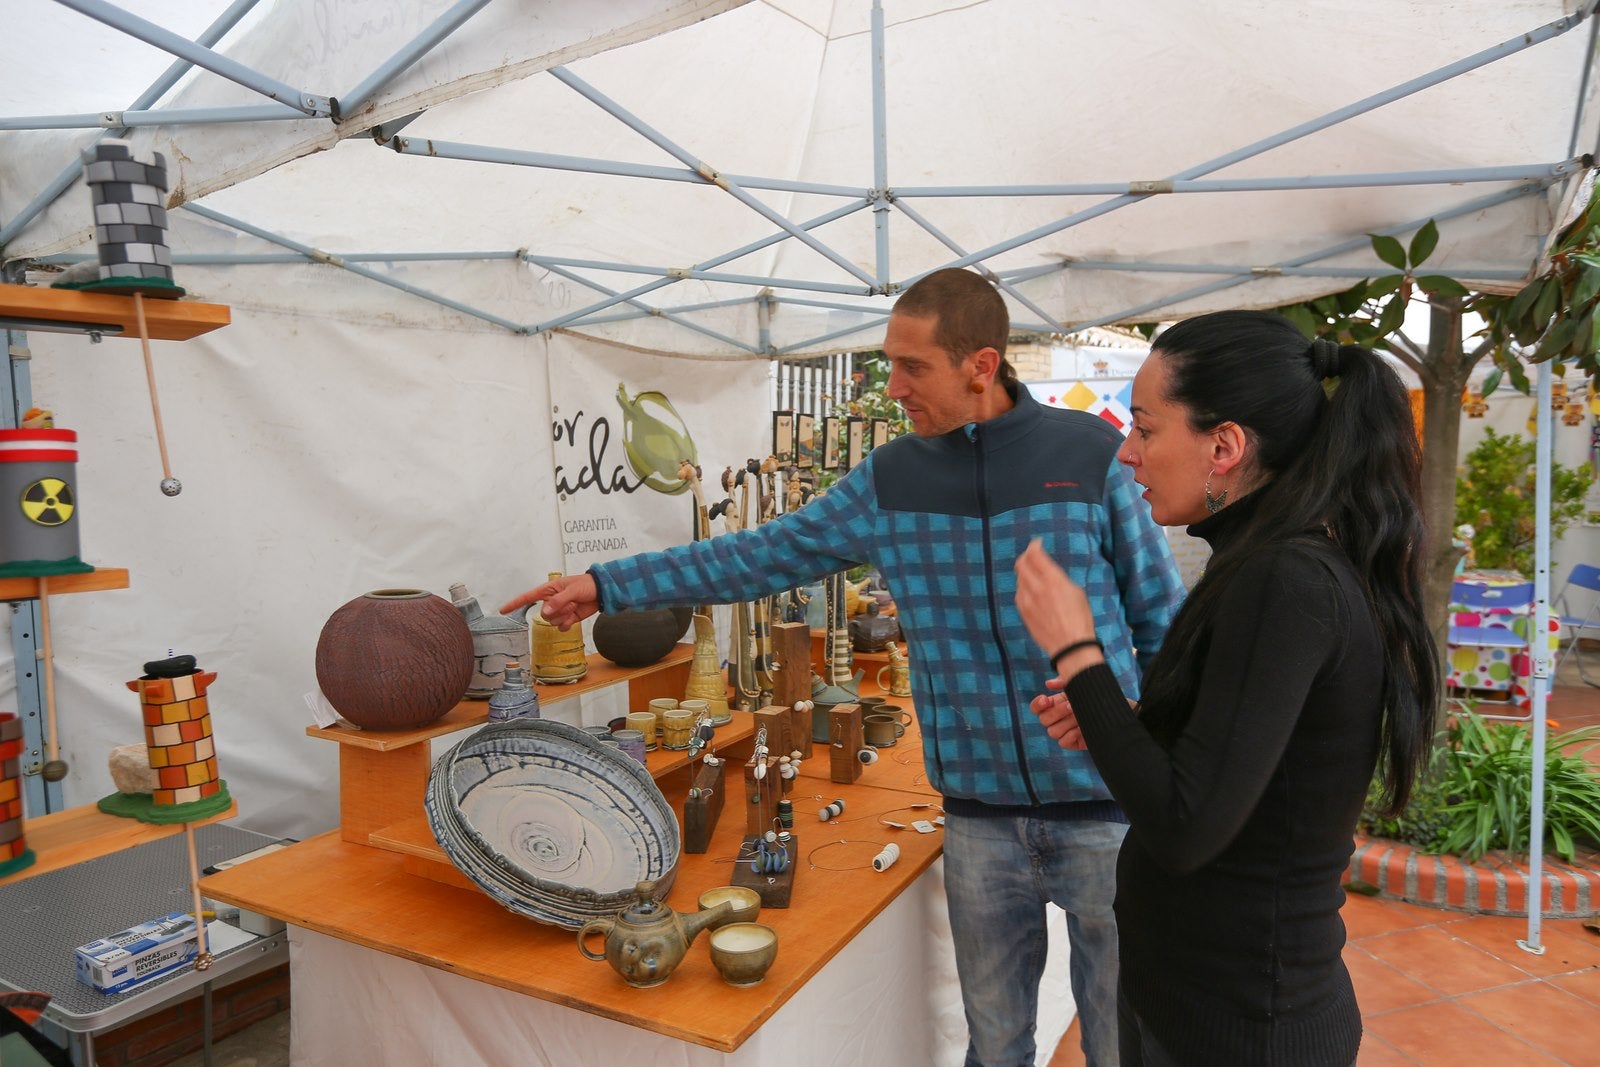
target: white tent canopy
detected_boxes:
[0,1,1595,960]
[5,0,1598,352]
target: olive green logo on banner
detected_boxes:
[616,384,698,496]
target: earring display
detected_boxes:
[845,416,865,469]
[869,418,890,452]
[772,410,796,464]
[795,413,816,469]
[821,415,841,469]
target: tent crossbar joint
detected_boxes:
[1128,180,1173,195]
[1251,266,1284,277]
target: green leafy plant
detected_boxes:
[1430,710,1600,863]
[1455,427,1592,575]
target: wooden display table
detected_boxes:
[198,644,954,1055]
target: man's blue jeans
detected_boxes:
[943,811,1125,1067]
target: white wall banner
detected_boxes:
[541,333,770,724]
[544,334,770,577]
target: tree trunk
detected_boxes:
[1415,299,1479,657]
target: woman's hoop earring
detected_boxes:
[1204,468,1228,514]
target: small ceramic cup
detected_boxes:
[857,695,886,714]
[613,728,648,765]
[875,704,910,737]
[863,713,899,748]
[648,697,678,742]
[626,711,659,750]
[662,709,695,750]
[698,885,761,929]
[708,921,779,987]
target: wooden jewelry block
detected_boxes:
[729,833,796,908]
[769,622,813,759]
[743,757,778,837]
[752,706,793,766]
[828,703,863,784]
[683,759,726,854]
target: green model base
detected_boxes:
[0,558,97,579]
[52,276,185,299]
[0,849,36,879]
[97,781,232,824]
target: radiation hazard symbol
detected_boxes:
[20,478,75,526]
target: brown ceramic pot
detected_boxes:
[315,589,474,730]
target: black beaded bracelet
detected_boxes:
[1049,638,1103,673]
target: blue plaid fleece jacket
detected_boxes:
[591,385,1185,808]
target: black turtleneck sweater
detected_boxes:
[1065,493,1382,1065]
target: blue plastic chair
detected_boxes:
[1554,563,1600,687]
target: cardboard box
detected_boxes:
[74,912,201,994]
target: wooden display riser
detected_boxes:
[308,646,696,845]
[199,768,942,1053]
[0,798,237,885]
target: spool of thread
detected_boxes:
[818,798,846,822]
[777,800,793,828]
[872,842,900,872]
[779,761,797,780]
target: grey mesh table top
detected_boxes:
[0,823,282,1029]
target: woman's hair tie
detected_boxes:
[1307,336,1342,380]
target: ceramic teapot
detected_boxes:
[578,880,732,987]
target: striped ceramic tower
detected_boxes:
[0,712,32,877]
[81,139,173,283]
[127,656,224,809]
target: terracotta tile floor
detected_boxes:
[1049,660,1600,1067]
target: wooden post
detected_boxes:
[743,756,778,837]
[769,621,813,759]
[828,703,864,784]
[682,759,726,854]
[751,706,793,766]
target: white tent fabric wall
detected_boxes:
[1,268,769,840]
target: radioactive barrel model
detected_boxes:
[0,428,94,578]
[126,655,228,814]
[0,712,32,878]
[81,139,173,284]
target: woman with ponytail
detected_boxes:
[1013,310,1437,1066]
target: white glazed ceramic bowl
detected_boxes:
[425,719,680,929]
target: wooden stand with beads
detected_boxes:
[769,622,813,759]
[682,758,726,854]
[752,706,794,769]
[729,832,796,908]
[828,704,864,784]
[742,756,778,837]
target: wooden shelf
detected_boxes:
[0,798,237,886]
[0,567,129,603]
[0,283,230,342]
[306,644,696,751]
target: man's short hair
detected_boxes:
[892,268,1010,365]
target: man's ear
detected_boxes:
[969,345,1001,381]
